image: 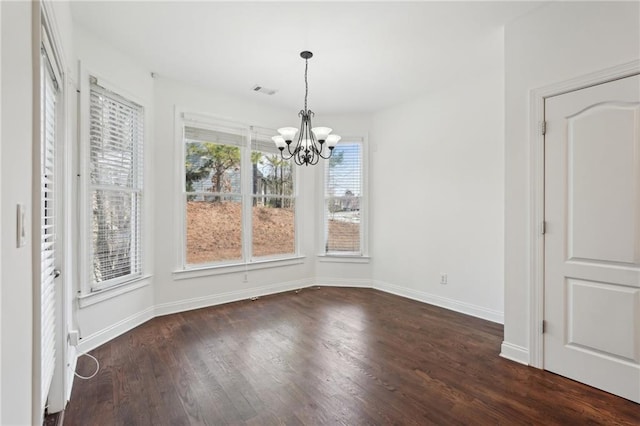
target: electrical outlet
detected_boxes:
[243,272,248,283]
[440,273,448,285]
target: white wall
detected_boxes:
[153,77,318,313]
[503,2,640,361]
[73,25,156,352]
[370,28,505,323]
[1,2,34,424]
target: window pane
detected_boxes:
[89,89,142,188]
[186,195,242,264]
[325,143,361,197]
[92,189,140,283]
[185,141,241,193]
[251,151,293,196]
[326,197,361,252]
[325,142,362,253]
[253,198,295,257]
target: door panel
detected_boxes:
[567,104,639,263]
[544,74,640,403]
[567,278,639,362]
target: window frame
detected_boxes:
[176,110,301,273]
[79,70,147,294]
[319,136,369,259]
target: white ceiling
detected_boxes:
[70,1,543,114]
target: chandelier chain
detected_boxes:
[304,58,308,112]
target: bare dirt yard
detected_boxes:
[186,201,359,264]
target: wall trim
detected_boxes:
[528,59,640,369]
[373,280,504,324]
[500,342,529,365]
[314,277,372,288]
[154,278,314,317]
[76,306,155,355]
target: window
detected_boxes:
[324,141,364,255]
[184,126,243,264]
[251,134,295,258]
[182,118,297,268]
[87,79,144,290]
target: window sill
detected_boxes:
[317,254,371,264]
[78,275,152,308]
[173,255,306,281]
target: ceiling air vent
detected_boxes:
[252,85,277,96]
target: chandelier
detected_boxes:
[272,51,340,166]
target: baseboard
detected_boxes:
[500,341,530,365]
[76,306,155,354]
[314,277,373,288]
[373,280,504,324]
[154,278,315,317]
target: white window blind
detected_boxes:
[324,142,362,254]
[89,80,143,290]
[184,126,244,148]
[40,43,58,411]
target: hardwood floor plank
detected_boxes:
[64,288,640,425]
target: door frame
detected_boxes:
[528,59,640,369]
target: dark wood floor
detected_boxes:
[65,287,640,425]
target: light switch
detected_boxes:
[17,204,26,248]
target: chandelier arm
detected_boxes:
[279,148,294,161]
[297,147,307,166]
[309,148,320,165]
[316,146,333,159]
[279,139,296,160]
[304,109,322,163]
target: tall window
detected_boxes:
[251,134,295,258]
[184,126,243,264]
[88,79,144,290]
[324,141,363,254]
[182,119,296,268]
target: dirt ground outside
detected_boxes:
[186,201,359,264]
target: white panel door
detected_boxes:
[544,74,640,403]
